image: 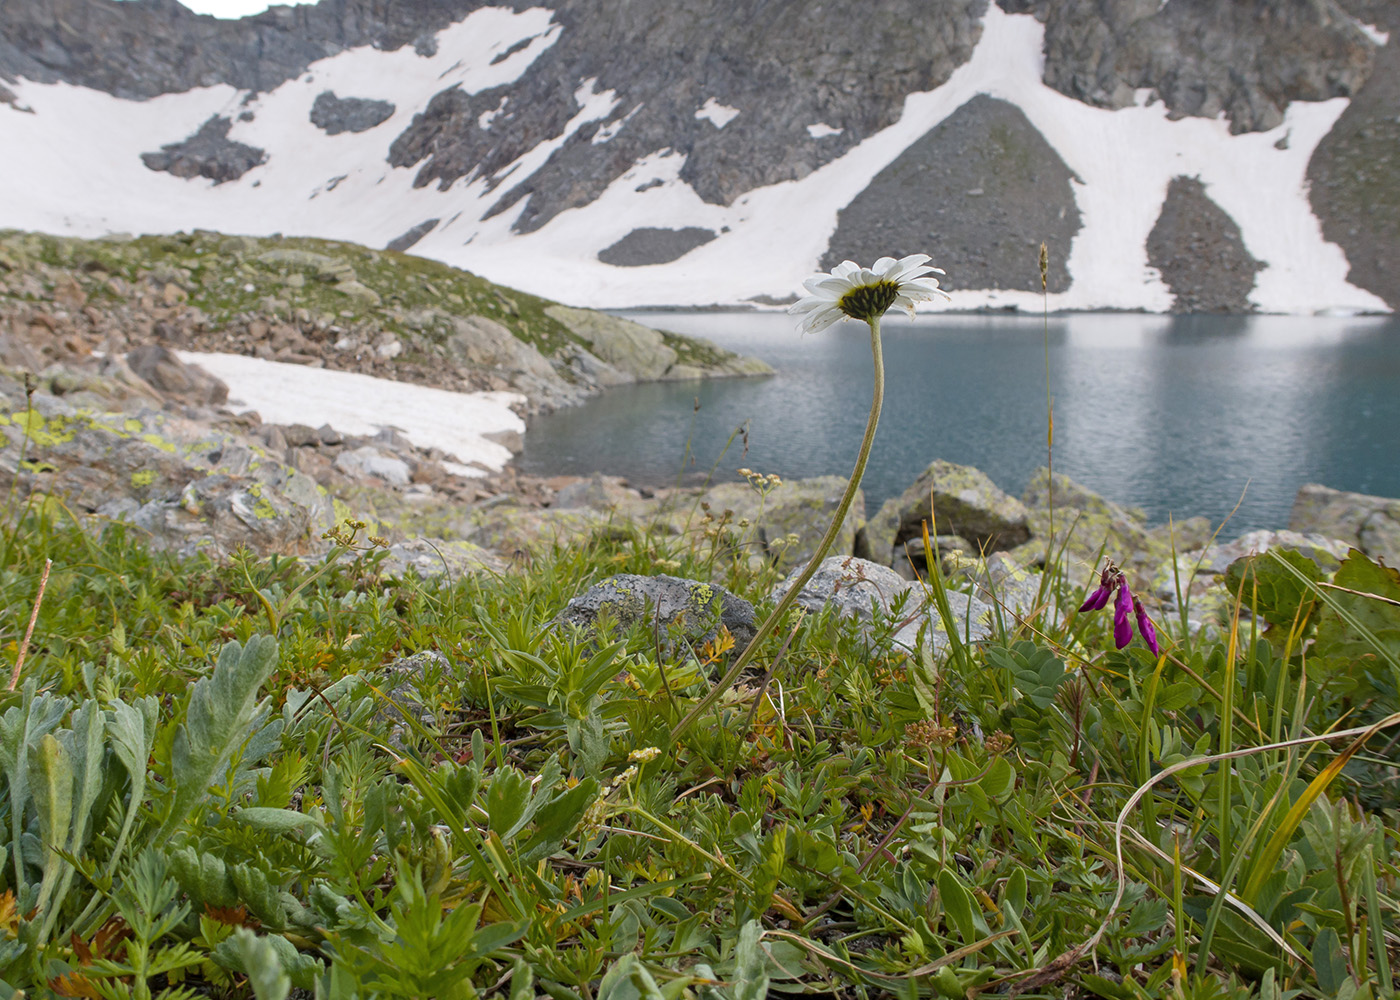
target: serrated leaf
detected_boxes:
[159,635,278,841]
[1224,550,1321,630]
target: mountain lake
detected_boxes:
[519,311,1400,533]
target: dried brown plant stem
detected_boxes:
[9,557,52,692]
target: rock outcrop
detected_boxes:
[1290,482,1400,566]
[867,460,1031,573]
[556,574,756,651]
[309,91,396,135]
[822,95,1081,294]
[1146,176,1265,313]
[140,116,267,184]
[0,229,770,419]
[1008,0,1377,134]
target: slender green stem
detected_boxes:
[670,314,886,743]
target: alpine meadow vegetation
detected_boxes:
[0,255,1396,1000]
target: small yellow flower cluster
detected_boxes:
[628,746,662,763]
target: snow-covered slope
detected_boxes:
[0,2,1392,314]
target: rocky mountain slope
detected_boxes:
[0,0,1394,313]
[0,229,770,417]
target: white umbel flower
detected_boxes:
[788,254,949,333]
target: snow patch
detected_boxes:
[177,352,526,475]
[1356,21,1389,47]
[592,103,642,145]
[695,98,740,129]
[806,122,843,138]
[478,97,509,130]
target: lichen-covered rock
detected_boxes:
[1010,468,1155,583]
[551,473,643,511]
[1148,528,1355,637]
[769,555,916,624]
[557,574,756,651]
[377,650,449,750]
[381,538,505,578]
[868,460,1029,570]
[544,306,678,380]
[1289,483,1400,567]
[114,473,314,559]
[1179,529,1352,577]
[892,589,996,662]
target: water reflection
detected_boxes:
[520,311,1400,531]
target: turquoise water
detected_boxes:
[519,311,1400,531]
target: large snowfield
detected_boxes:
[1,4,1390,315]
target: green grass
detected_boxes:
[0,495,1395,1000]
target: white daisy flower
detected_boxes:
[788,254,949,333]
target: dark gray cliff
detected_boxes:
[388,0,988,232]
[1307,0,1400,310]
[3,0,1398,309]
[0,0,498,99]
[998,0,1376,133]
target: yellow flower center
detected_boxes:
[838,280,900,321]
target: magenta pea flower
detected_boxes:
[1113,580,1135,649]
[1078,564,1117,613]
[1077,561,1162,656]
[1133,596,1160,656]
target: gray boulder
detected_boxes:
[868,459,1030,571]
[893,589,996,662]
[126,344,228,407]
[768,554,996,662]
[557,574,756,652]
[1289,483,1399,567]
[769,556,916,625]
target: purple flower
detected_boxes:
[1079,562,1164,655]
[1113,581,1134,649]
[1078,564,1117,612]
[1078,585,1111,613]
[1133,596,1160,656]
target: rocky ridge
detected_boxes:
[0,229,771,420]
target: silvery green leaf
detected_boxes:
[0,685,70,892]
[159,635,278,840]
[28,733,73,921]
